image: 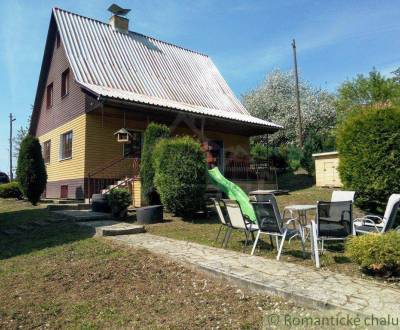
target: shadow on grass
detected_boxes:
[0,207,94,260]
[278,172,314,192]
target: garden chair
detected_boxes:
[210,198,231,246]
[222,199,259,250]
[250,201,305,260]
[331,190,355,202]
[353,194,400,235]
[310,200,353,268]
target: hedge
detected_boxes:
[140,123,170,205]
[153,136,207,215]
[0,182,23,199]
[16,135,47,205]
[337,106,400,209]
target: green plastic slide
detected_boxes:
[208,167,256,223]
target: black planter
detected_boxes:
[91,194,111,213]
[136,205,163,224]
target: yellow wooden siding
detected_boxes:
[132,179,141,208]
[85,113,146,179]
[85,113,250,179]
[38,114,86,181]
[315,155,342,187]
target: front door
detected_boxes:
[123,130,143,159]
[207,140,224,173]
[60,185,68,199]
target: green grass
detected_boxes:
[0,198,313,329]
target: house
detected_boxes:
[29,7,282,200]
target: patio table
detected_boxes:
[283,204,316,227]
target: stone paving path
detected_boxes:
[111,233,400,317]
[77,221,145,236]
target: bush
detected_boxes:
[345,231,400,276]
[153,136,207,215]
[16,135,47,205]
[140,123,170,205]
[107,189,131,219]
[337,106,400,209]
[0,182,23,199]
[250,143,288,169]
[287,145,302,171]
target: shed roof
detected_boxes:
[50,8,281,131]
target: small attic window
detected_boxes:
[56,31,60,48]
[61,69,70,97]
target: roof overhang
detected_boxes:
[81,83,282,137]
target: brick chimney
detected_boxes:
[109,15,129,33]
[108,4,130,33]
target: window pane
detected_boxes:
[43,140,51,163]
[61,131,72,159]
[61,69,69,97]
[46,83,53,109]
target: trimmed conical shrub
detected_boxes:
[16,135,47,205]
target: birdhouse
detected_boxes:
[114,128,132,143]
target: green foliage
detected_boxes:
[16,135,47,205]
[337,106,400,209]
[107,188,131,219]
[345,232,400,275]
[0,182,22,199]
[140,123,170,205]
[153,136,207,215]
[301,130,336,175]
[250,143,288,168]
[336,68,400,123]
[287,145,302,172]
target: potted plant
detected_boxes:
[107,188,131,219]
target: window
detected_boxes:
[56,31,60,48]
[61,69,70,97]
[42,140,51,164]
[123,130,143,158]
[46,83,53,109]
[60,131,73,160]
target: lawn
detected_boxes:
[0,198,313,329]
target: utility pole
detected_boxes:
[9,113,16,180]
[292,39,303,148]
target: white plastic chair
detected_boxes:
[222,199,258,250]
[353,194,400,234]
[331,190,355,202]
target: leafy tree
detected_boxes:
[243,69,336,146]
[16,135,47,205]
[336,68,400,122]
[140,123,170,205]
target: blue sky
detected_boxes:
[0,0,399,174]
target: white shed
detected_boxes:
[312,151,343,188]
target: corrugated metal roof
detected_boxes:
[53,8,282,130]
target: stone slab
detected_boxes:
[77,221,145,236]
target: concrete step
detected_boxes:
[47,203,91,211]
[51,210,113,222]
[41,199,84,204]
[76,220,145,236]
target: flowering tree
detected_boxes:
[242,69,336,146]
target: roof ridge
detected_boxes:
[52,7,209,58]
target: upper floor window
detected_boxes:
[46,83,53,109]
[60,131,73,160]
[61,69,70,97]
[56,31,60,48]
[42,140,51,164]
[123,130,143,158]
